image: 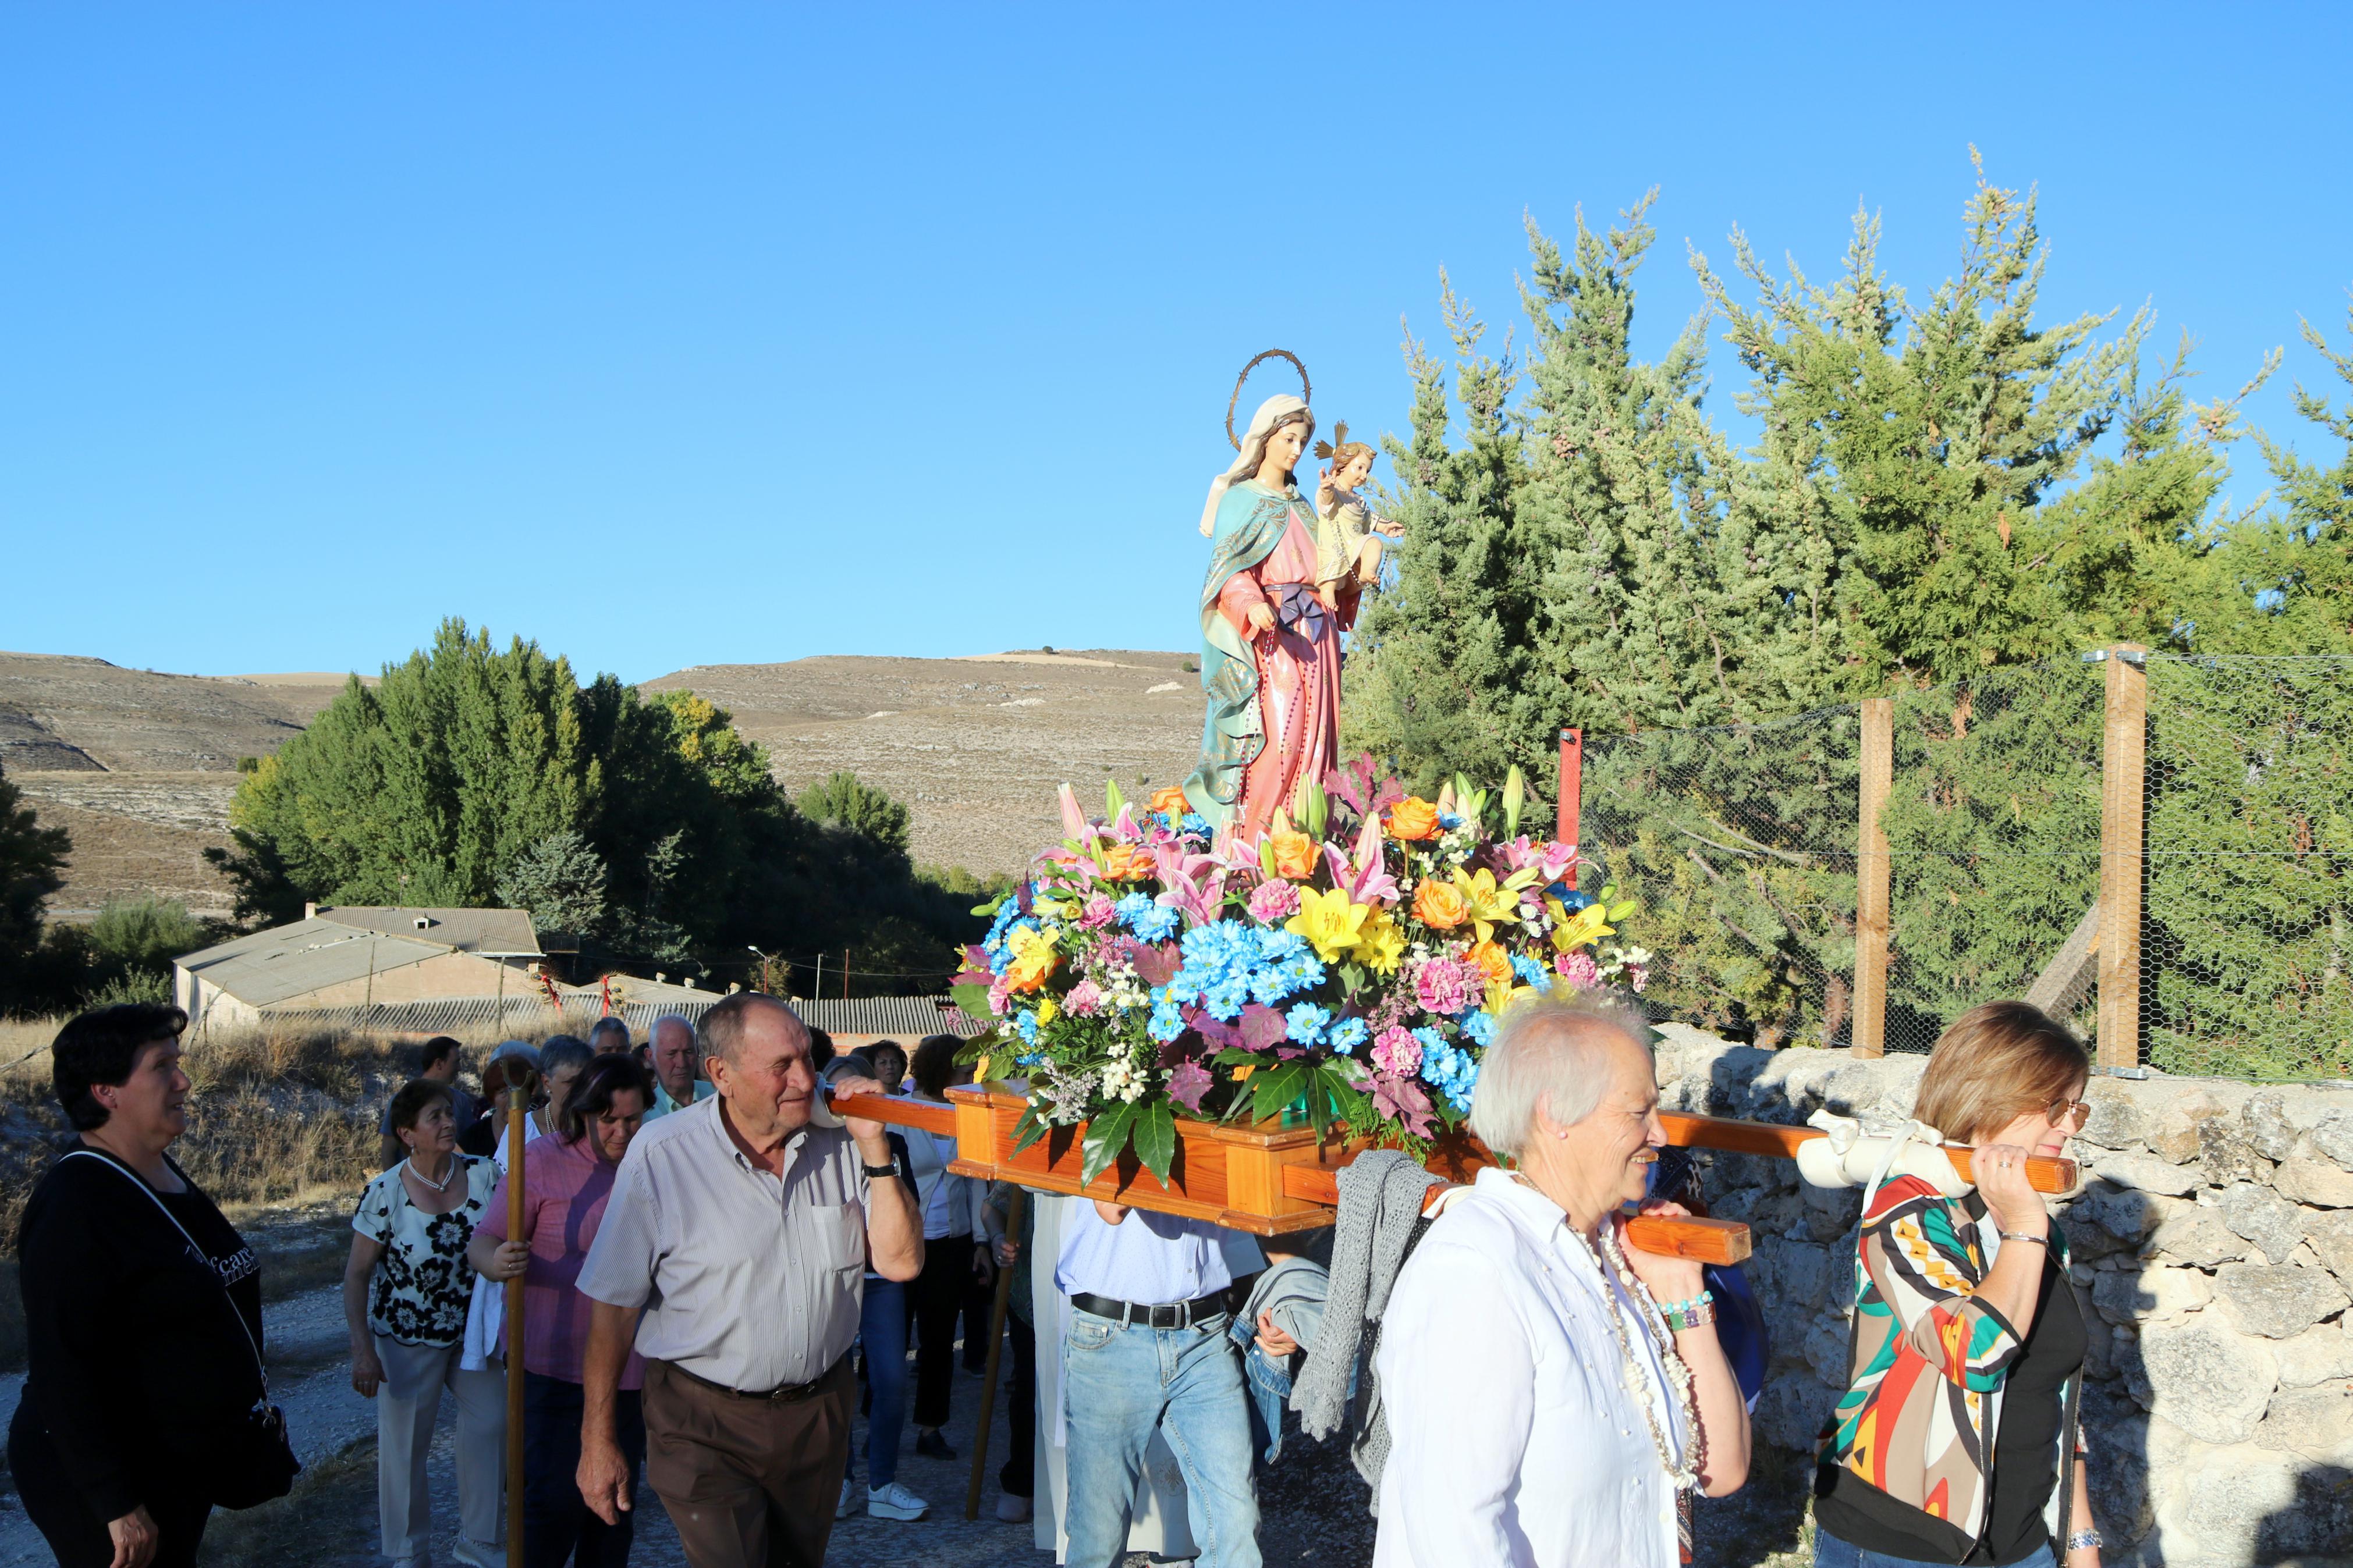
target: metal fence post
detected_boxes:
[2098,644,2149,1071]
[1852,698,1894,1058]
[1557,727,1583,890]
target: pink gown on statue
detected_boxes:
[1213,501,1360,841]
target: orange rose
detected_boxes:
[1387,796,1440,841]
[1412,877,1468,930]
[1149,786,1191,819]
[1099,842,1153,882]
[1270,829,1318,881]
[1467,939,1513,984]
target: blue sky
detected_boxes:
[4,3,2348,683]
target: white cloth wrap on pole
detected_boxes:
[1794,1110,1971,1200]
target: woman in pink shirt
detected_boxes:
[470,1054,654,1568]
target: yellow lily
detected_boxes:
[1287,886,1371,963]
[1449,866,1517,943]
[1005,925,1062,993]
[1546,896,1616,952]
[1355,909,1407,976]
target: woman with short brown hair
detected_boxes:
[1813,1001,2103,1568]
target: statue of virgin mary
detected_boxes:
[1181,391,1360,840]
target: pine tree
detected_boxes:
[796,772,914,859]
[0,760,71,1006]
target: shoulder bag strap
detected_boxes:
[61,1149,269,1395]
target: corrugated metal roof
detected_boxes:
[315,906,542,957]
[253,991,981,1041]
[792,995,979,1039]
[176,920,452,1009]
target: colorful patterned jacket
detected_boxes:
[1818,1174,2080,1560]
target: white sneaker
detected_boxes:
[996,1492,1034,1523]
[867,1481,929,1521]
[450,1540,500,1568]
[836,1476,859,1519]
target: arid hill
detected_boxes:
[0,648,1202,915]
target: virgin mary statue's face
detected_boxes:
[1262,421,1308,478]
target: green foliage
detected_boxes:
[212,620,984,995]
[0,762,73,1020]
[1357,161,2353,1075]
[89,895,207,975]
[796,771,913,858]
[494,830,609,938]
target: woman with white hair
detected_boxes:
[1374,993,1750,1567]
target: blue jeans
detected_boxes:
[855,1278,911,1488]
[1062,1308,1260,1568]
[1815,1533,2054,1568]
[523,1373,643,1568]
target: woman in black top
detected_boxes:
[9,1003,268,1568]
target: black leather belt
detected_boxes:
[667,1354,845,1403]
[1069,1287,1235,1329]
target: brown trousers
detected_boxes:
[643,1356,854,1568]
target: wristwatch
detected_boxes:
[861,1157,899,1179]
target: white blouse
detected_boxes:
[1374,1167,1685,1568]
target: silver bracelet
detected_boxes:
[2065,1526,2102,1552]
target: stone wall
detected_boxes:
[1655,1028,2353,1568]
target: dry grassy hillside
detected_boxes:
[642,648,1204,872]
[1,646,1203,912]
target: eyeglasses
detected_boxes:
[2046,1097,2092,1130]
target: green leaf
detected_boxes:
[1079,1101,1139,1186]
[1211,1048,1266,1067]
[950,981,995,1022]
[1010,1105,1049,1156]
[1338,962,1366,995]
[1131,1100,1177,1182]
[1250,1062,1307,1122]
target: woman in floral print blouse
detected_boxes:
[343,1078,507,1568]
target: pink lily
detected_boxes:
[1322,812,1400,906]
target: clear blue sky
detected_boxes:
[5,4,2348,684]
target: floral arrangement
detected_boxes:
[954,756,1646,1185]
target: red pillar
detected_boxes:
[1556,727,1582,890]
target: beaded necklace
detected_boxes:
[1562,1214,1702,1563]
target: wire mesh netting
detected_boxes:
[1582,707,1863,1050]
[2143,655,2353,1080]
[1580,653,2351,1080]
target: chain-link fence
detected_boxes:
[2143,655,2353,1079]
[1578,652,2353,1082]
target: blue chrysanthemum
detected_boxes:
[1129,902,1180,943]
[1284,1002,1331,1047]
[1510,954,1550,987]
[1204,975,1251,1022]
[1329,1018,1369,1056]
[1013,1010,1041,1046]
[1148,998,1187,1043]
[1179,812,1212,837]
[1461,1009,1497,1047]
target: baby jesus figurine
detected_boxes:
[1312,424,1404,610]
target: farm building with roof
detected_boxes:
[173,905,545,1030]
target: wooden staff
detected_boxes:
[1657,1111,2078,1194]
[505,1081,528,1568]
[964,1187,1027,1520]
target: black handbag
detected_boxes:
[65,1151,302,1509]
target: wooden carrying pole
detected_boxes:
[1852,697,1894,1058]
[2098,645,2149,1072]
[964,1187,1027,1520]
[505,1090,527,1568]
[1556,727,1582,890]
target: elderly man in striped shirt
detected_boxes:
[576,992,922,1567]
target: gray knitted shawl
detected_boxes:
[1287,1149,1440,1503]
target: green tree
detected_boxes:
[494,830,610,938]
[796,772,913,858]
[0,761,72,1011]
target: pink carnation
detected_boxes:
[1080,895,1117,929]
[1247,880,1302,923]
[1555,950,1600,990]
[987,975,1013,1015]
[1414,958,1477,1016]
[1371,1026,1422,1078]
[1064,979,1105,1016]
